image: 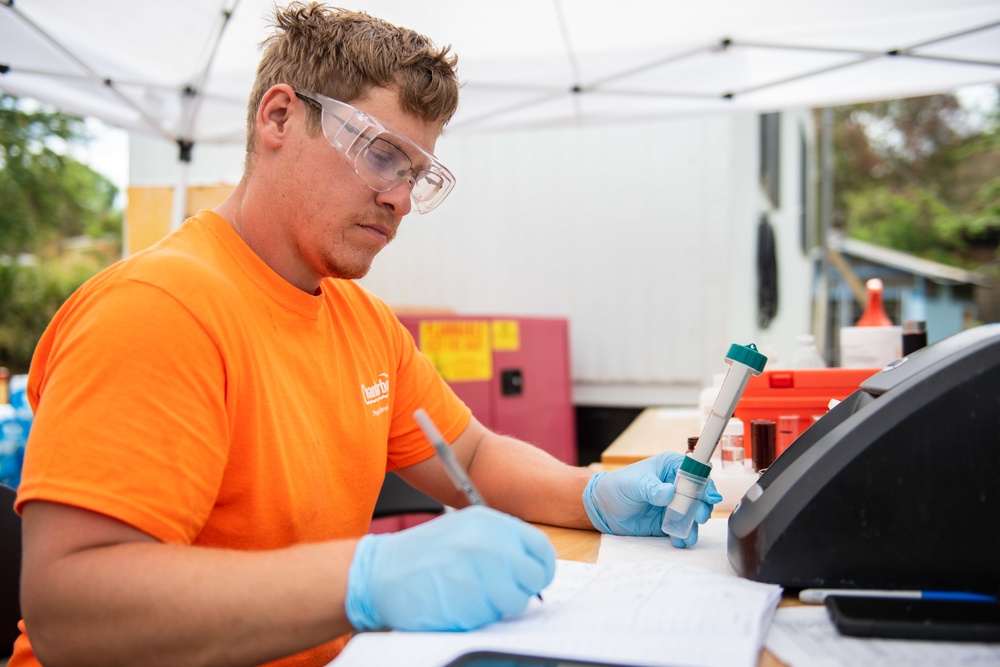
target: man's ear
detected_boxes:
[256,84,298,149]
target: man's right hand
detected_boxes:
[345,505,556,631]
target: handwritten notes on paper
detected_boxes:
[331,559,782,667]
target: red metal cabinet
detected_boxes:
[395,313,577,465]
[370,313,576,534]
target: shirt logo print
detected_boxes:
[361,373,390,405]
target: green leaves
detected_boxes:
[843,187,986,267]
[0,261,98,373]
[0,94,123,372]
[827,88,1000,269]
[0,93,122,258]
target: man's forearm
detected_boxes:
[23,535,358,667]
[468,433,595,529]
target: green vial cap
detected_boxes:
[680,455,712,479]
[725,342,767,374]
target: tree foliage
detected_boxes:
[826,88,1000,269]
[0,94,122,258]
[0,94,123,373]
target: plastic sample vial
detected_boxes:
[902,320,928,356]
[720,418,745,469]
[750,419,777,473]
[661,343,767,540]
[777,415,798,454]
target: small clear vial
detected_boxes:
[660,462,710,539]
[720,417,745,469]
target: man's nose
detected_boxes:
[375,180,413,216]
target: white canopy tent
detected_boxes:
[2,0,999,147]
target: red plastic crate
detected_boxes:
[733,368,879,456]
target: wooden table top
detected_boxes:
[600,407,699,470]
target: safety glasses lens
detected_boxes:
[361,138,411,183]
[300,90,455,213]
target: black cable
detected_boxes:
[757,214,779,329]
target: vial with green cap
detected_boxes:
[661,342,767,540]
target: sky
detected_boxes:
[68,117,130,195]
[955,83,1000,132]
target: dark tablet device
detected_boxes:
[825,595,1000,642]
[442,651,632,667]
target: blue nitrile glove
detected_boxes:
[582,451,723,548]
[345,505,556,632]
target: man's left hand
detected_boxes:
[581,451,722,548]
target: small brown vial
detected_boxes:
[686,436,699,454]
[750,420,777,473]
[902,320,928,356]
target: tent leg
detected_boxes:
[171,160,189,230]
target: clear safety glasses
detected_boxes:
[295,90,455,214]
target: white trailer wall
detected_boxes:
[362,111,817,406]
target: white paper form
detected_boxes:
[330,559,782,667]
[596,515,735,575]
[765,606,1000,667]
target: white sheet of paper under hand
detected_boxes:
[330,558,782,667]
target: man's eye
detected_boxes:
[365,139,406,174]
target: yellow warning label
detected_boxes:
[419,320,493,382]
[491,320,520,351]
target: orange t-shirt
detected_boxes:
[12,210,471,666]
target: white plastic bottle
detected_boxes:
[790,334,826,368]
[720,417,745,469]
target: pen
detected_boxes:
[412,408,543,602]
[798,588,998,604]
[413,408,485,506]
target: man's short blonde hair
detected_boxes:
[246,2,459,158]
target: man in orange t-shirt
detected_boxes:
[12,4,720,666]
